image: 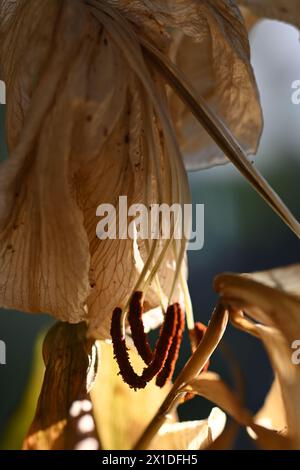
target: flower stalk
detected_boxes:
[133,303,229,449]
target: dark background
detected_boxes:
[0,19,300,449]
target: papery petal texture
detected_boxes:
[0,0,189,337]
[109,0,263,169]
[0,0,91,323]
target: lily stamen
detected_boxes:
[128,291,153,365]
[141,304,178,382]
[110,307,147,389]
[156,304,185,388]
[110,297,185,389]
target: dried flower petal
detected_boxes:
[180,371,251,427]
[0,0,91,323]
[215,264,300,448]
[0,0,189,337]
[149,407,226,450]
[167,0,262,169]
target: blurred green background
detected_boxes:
[0,19,300,449]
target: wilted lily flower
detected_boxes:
[1,0,298,339]
[1,0,300,452]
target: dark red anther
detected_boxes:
[128,291,153,365]
[141,304,178,382]
[110,297,185,390]
[156,304,185,388]
[110,308,147,389]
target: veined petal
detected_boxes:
[0,0,188,335]
[166,0,262,170]
[73,9,188,337]
[0,0,91,322]
[103,1,262,169]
